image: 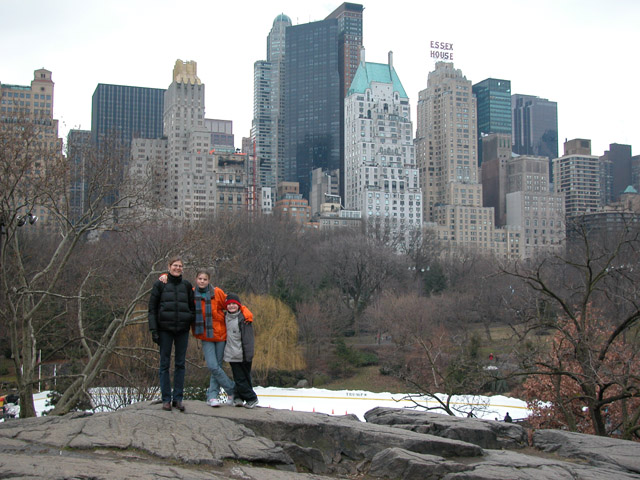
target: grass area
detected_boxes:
[321,365,409,394]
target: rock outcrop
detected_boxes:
[0,402,639,479]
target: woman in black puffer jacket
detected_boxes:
[148,256,195,412]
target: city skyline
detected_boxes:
[2,0,639,157]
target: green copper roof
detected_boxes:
[347,61,408,98]
[623,185,638,194]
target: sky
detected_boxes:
[23,387,530,422]
[2,0,639,157]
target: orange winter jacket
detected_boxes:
[191,286,253,342]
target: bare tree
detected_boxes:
[0,121,180,417]
[505,215,640,437]
[320,229,408,336]
[368,292,496,417]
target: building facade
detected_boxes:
[344,50,421,238]
[91,83,165,147]
[512,93,558,183]
[505,155,565,258]
[283,3,363,200]
[274,181,312,224]
[599,143,633,206]
[128,60,245,220]
[310,167,340,217]
[252,14,291,193]
[416,62,521,257]
[1,68,63,227]
[472,78,511,166]
[67,129,92,223]
[480,133,512,227]
[553,138,600,219]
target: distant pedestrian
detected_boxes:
[223,293,259,409]
[504,412,513,423]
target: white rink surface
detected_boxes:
[29,387,530,422]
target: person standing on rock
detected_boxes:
[192,269,253,407]
[148,256,195,412]
[159,269,254,407]
[224,293,259,408]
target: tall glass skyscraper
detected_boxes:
[252,14,291,192]
[283,3,363,199]
[91,84,165,147]
[284,19,341,199]
[512,94,558,180]
[472,78,511,166]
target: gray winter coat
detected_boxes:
[223,310,255,363]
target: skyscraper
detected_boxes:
[344,50,421,237]
[67,129,92,223]
[480,133,512,227]
[553,139,600,218]
[326,3,364,99]
[252,14,291,192]
[416,62,520,257]
[416,62,481,223]
[505,155,565,258]
[91,83,165,147]
[284,19,341,199]
[129,60,246,220]
[283,3,363,199]
[472,78,511,166]
[512,94,558,179]
[599,143,633,206]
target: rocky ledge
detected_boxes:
[0,401,639,479]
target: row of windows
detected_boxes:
[1,99,51,108]
[2,91,51,100]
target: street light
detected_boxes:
[16,213,38,227]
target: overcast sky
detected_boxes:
[2,0,638,157]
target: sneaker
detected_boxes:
[224,394,235,406]
[207,398,220,407]
[233,397,244,407]
[244,398,259,409]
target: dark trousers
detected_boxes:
[230,361,257,402]
[158,329,189,403]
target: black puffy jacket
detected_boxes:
[148,274,195,333]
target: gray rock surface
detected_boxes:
[1,401,639,479]
[369,447,471,479]
[445,449,640,480]
[365,406,527,449]
[533,428,640,474]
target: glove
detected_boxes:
[151,330,160,345]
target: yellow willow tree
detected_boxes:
[244,293,305,383]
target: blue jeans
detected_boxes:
[158,329,189,403]
[201,340,235,400]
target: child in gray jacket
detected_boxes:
[223,293,259,408]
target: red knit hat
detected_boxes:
[225,293,241,308]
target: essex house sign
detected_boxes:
[430,41,454,60]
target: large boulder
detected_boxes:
[1,401,640,479]
[445,449,640,480]
[369,447,471,479]
[364,406,527,449]
[533,429,640,474]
